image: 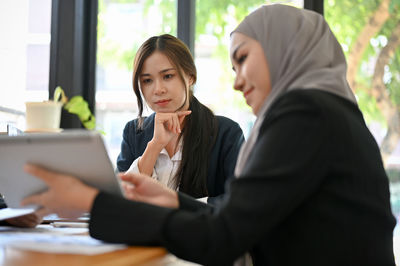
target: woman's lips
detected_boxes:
[243,87,254,98]
[155,99,171,107]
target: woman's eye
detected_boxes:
[237,55,247,64]
[142,78,152,84]
[164,74,173,80]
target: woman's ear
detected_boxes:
[188,75,195,86]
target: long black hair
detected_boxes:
[132,34,218,197]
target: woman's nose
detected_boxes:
[233,74,244,92]
[154,80,166,95]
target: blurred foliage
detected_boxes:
[387,168,400,183]
[195,0,270,40]
[388,49,400,106]
[97,0,299,113]
[194,0,301,112]
[325,0,380,51]
[325,0,400,125]
[97,0,175,70]
[144,0,176,34]
[97,0,399,124]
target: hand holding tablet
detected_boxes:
[0,130,123,212]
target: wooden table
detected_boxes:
[0,245,168,266]
[0,223,169,266]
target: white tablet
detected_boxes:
[0,130,123,209]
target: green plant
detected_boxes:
[53,86,96,130]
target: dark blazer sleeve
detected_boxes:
[0,195,10,225]
[116,121,136,172]
[89,95,328,265]
[116,115,155,172]
[0,196,7,209]
[179,192,213,212]
[207,117,244,204]
[90,192,213,244]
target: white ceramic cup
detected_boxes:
[25,101,63,131]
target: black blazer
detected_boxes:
[0,196,9,225]
[0,197,6,209]
[90,90,396,266]
[116,113,245,202]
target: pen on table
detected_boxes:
[51,222,88,228]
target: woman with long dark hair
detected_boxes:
[117,34,244,202]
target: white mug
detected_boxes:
[25,101,63,131]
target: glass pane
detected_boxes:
[324,0,400,262]
[96,0,177,164]
[194,0,304,138]
[0,0,52,132]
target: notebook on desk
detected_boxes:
[0,130,123,213]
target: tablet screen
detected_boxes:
[0,130,123,209]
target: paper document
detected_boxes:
[43,213,90,223]
[0,225,126,255]
[0,207,35,221]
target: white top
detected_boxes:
[126,142,208,203]
[126,146,182,189]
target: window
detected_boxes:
[324,0,400,262]
[96,0,177,164]
[194,0,304,138]
[0,0,52,132]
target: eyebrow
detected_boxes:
[140,68,175,77]
[231,42,245,71]
[231,42,245,61]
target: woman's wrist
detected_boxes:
[148,139,165,152]
[138,140,163,176]
[81,186,100,212]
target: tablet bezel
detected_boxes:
[0,130,123,209]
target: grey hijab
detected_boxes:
[233,4,357,177]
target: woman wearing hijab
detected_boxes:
[22,4,395,266]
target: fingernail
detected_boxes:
[24,164,32,172]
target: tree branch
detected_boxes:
[371,22,400,164]
[346,0,390,92]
